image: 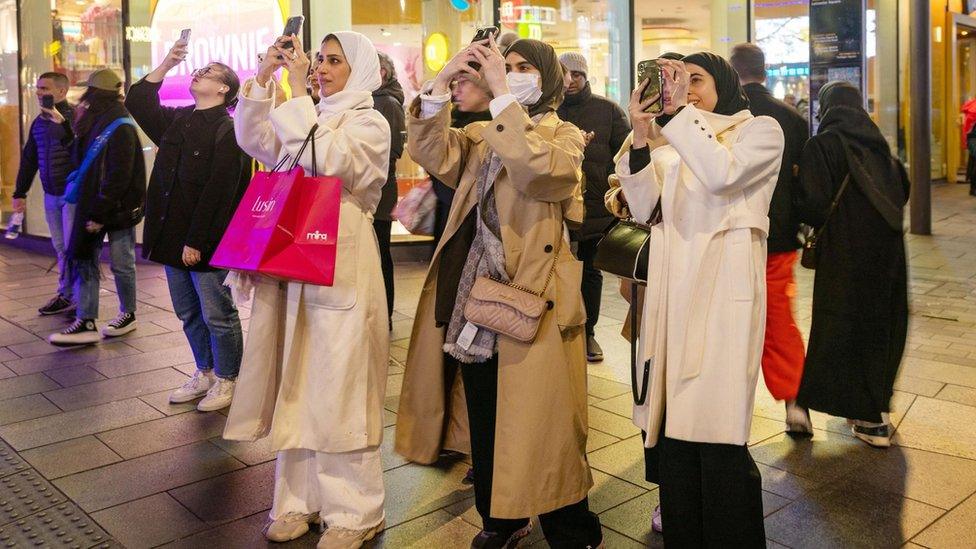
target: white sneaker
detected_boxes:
[197,376,236,412]
[169,369,215,404]
[785,400,813,436]
[317,520,385,549]
[264,512,320,542]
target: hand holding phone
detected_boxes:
[279,16,304,52]
[636,60,664,114]
[468,26,498,71]
[179,28,191,44]
[40,95,54,109]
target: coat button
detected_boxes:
[546,300,554,310]
[707,134,713,139]
[693,119,699,124]
[496,124,505,132]
[544,244,553,253]
[193,150,200,156]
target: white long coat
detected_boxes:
[614,105,784,446]
[222,79,391,453]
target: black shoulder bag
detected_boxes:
[800,173,850,270]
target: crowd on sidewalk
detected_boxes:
[9,24,910,549]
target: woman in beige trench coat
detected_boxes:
[395,37,602,548]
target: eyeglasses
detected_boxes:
[191,66,220,80]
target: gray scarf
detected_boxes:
[443,150,507,363]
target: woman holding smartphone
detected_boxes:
[223,31,390,549]
[396,36,603,548]
[611,53,784,546]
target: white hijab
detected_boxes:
[318,31,381,115]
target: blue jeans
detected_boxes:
[74,227,138,320]
[44,193,75,299]
[164,266,243,379]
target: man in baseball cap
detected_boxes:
[556,51,631,363]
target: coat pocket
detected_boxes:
[554,257,586,328]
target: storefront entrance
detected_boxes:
[948,12,976,184]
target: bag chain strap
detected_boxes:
[489,236,562,298]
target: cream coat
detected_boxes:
[395,101,593,519]
[612,105,784,447]
[222,79,391,453]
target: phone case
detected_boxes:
[637,60,664,114]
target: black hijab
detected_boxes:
[504,39,564,118]
[681,52,750,116]
[816,81,907,231]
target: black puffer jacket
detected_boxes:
[14,101,75,198]
[373,79,406,221]
[557,82,631,239]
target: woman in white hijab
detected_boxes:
[225,31,391,549]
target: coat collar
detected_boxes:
[464,110,561,144]
[695,107,753,137]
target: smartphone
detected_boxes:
[179,28,191,43]
[468,26,499,71]
[280,16,305,50]
[40,95,54,109]
[636,60,664,114]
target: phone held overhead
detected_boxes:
[636,59,664,114]
[468,26,498,71]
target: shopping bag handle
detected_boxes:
[274,124,319,176]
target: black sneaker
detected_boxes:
[38,294,75,316]
[48,319,101,346]
[471,522,533,549]
[586,335,604,363]
[101,312,137,338]
[852,422,892,448]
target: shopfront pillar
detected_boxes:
[910,0,932,235]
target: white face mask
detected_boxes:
[507,72,543,106]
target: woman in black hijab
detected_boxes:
[795,81,910,448]
[611,52,783,546]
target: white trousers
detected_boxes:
[271,447,385,530]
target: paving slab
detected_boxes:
[0,398,164,450]
[91,493,207,549]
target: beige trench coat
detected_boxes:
[394,101,592,519]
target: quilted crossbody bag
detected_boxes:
[463,242,561,343]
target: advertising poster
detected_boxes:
[149,0,287,105]
[809,0,865,129]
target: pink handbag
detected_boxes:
[210,125,342,286]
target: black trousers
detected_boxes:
[577,238,603,336]
[372,219,395,323]
[644,435,766,548]
[456,354,603,548]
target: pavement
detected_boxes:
[0,183,975,548]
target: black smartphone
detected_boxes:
[468,26,499,71]
[280,16,305,50]
[179,28,191,42]
[636,59,664,114]
[40,95,54,109]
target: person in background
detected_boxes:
[397,36,603,548]
[225,31,391,548]
[13,72,77,316]
[496,31,519,52]
[557,51,631,363]
[962,96,976,195]
[730,43,812,434]
[612,53,783,546]
[125,40,248,413]
[795,81,909,448]
[431,72,493,242]
[307,49,322,104]
[373,52,406,328]
[48,69,145,346]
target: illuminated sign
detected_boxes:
[424,33,449,72]
[150,0,285,106]
[450,0,471,11]
[500,2,557,26]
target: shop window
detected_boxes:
[0,0,17,217]
[17,0,125,237]
[753,0,810,116]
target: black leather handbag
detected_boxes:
[593,198,662,285]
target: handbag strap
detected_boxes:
[809,173,851,245]
[496,236,562,297]
[65,117,137,203]
[630,282,650,405]
[273,124,320,174]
